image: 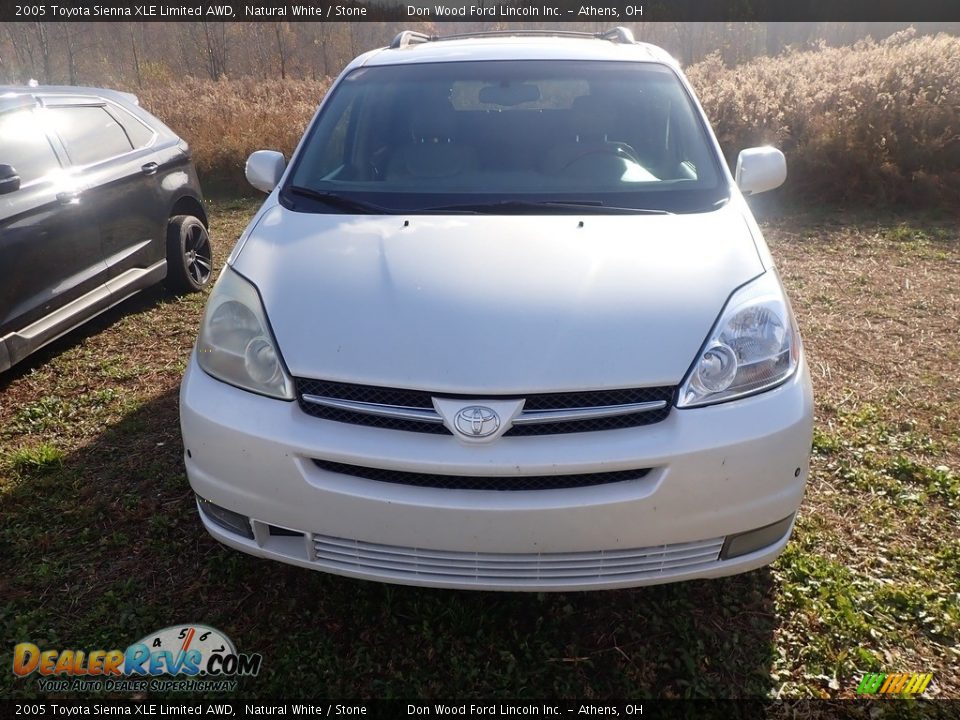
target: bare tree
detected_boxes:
[275,22,289,79]
[60,23,78,84]
[33,22,53,82]
[766,22,817,56]
[2,24,35,82]
[200,21,229,80]
[0,21,958,86]
[672,22,708,65]
[125,22,144,88]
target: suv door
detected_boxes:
[44,99,169,288]
[0,104,105,368]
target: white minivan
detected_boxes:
[180,28,814,591]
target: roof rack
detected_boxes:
[599,27,636,44]
[390,30,432,49]
[389,26,636,50]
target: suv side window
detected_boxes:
[46,105,133,166]
[106,104,156,149]
[0,109,61,185]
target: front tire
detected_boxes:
[166,215,213,293]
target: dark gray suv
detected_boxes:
[0,85,211,372]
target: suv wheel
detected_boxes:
[166,215,213,293]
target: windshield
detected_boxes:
[284,60,728,214]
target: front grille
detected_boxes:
[313,459,651,491]
[312,533,725,586]
[505,412,669,436]
[298,379,434,409]
[303,403,450,434]
[521,387,671,410]
[295,378,674,436]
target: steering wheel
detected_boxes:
[562,142,643,171]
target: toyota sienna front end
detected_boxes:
[180,29,814,591]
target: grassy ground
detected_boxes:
[1,199,958,700]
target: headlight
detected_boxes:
[677,271,800,408]
[196,267,294,400]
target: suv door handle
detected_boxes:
[141,162,159,175]
[56,191,80,204]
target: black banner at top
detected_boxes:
[0,700,956,719]
[3,0,960,22]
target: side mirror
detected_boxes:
[245,151,286,194]
[0,164,21,195]
[735,147,786,195]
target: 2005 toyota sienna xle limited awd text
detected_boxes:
[180,28,814,591]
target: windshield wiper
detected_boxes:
[284,186,395,214]
[284,189,673,216]
[415,199,672,215]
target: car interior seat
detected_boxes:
[542,94,645,177]
[386,98,479,181]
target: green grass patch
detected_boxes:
[6,443,64,476]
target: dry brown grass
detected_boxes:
[138,77,331,194]
[688,29,960,206]
[770,215,960,449]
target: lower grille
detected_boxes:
[312,533,725,585]
[295,378,674,436]
[313,459,650,491]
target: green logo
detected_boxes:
[856,673,932,695]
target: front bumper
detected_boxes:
[179,355,814,591]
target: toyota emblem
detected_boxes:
[453,406,500,438]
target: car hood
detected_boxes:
[232,203,764,392]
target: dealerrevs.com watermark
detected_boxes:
[12,624,261,693]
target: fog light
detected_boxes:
[196,495,254,539]
[720,514,795,560]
